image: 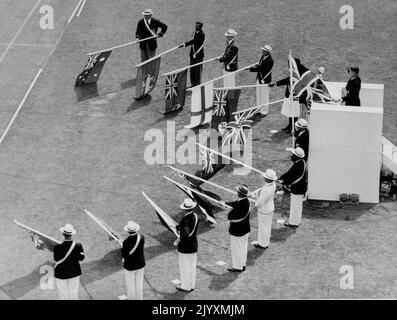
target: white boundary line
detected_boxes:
[0,42,54,48]
[0,0,42,64]
[77,0,87,17]
[0,69,42,145]
[68,0,83,23]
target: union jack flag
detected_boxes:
[307,79,332,103]
[75,50,112,86]
[222,113,253,146]
[289,52,318,98]
[212,89,228,117]
[165,73,178,100]
[200,147,216,173]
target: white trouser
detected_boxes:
[256,80,269,115]
[223,70,235,87]
[290,194,304,226]
[124,268,144,300]
[178,253,197,291]
[257,211,273,247]
[56,276,80,300]
[230,234,248,270]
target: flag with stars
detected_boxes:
[162,69,188,114]
[13,220,61,252]
[135,57,161,99]
[75,50,112,86]
[211,88,241,133]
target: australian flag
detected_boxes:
[75,50,112,86]
[163,70,188,114]
[211,88,241,133]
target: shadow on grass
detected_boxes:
[148,107,184,126]
[197,265,240,291]
[270,227,297,243]
[126,94,153,112]
[75,83,100,102]
[120,78,136,90]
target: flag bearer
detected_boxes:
[218,29,238,87]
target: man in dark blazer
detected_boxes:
[341,66,361,106]
[221,184,251,272]
[278,148,307,228]
[270,58,309,133]
[122,220,145,300]
[179,21,205,87]
[53,223,85,300]
[219,29,238,87]
[293,118,309,160]
[176,199,199,292]
[135,9,168,62]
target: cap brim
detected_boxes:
[60,228,76,235]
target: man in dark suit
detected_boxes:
[294,118,309,160]
[221,184,251,272]
[250,44,274,116]
[122,220,145,300]
[176,199,199,292]
[270,58,309,133]
[218,29,238,87]
[341,66,361,106]
[53,223,85,300]
[135,9,168,62]
[179,22,205,87]
[278,148,307,228]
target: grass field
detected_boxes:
[0,0,396,300]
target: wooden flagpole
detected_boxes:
[83,209,122,245]
[167,166,256,203]
[135,45,180,68]
[188,63,257,90]
[232,97,289,115]
[13,219,61,244]
[163,176,232,209]
[162,56,222,76]
[196,143,267,177]
[86,35,158,56]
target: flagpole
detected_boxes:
[232,98,288,115]
[213,84,270,90]
[189,63,257,90]
[162,56,222,76]
[141,191,180,239]
[167,165,256,203]
[13,219,61,244]
[83,209,122,245]
[135,45,180,68]
[289,50,295,147]
[196,143,267,177]
[163,176,233,209]
[86,35,158,56]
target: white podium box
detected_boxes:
[324,81,384,109]
[308,103,383,203]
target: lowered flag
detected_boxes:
[13,220,60,252]
[75,51,112,86]
[141,192,179,239]
[211,88,241,133]
[293,70,319,98]
[184,82,214,129]
[135,57,161,99]
[308,79,332,103]
[83,210,122,245]
[162,70,188,114]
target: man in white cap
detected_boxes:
[278,147,307,228]
[175,198,199,292]
[135,9,168,62]
[53,223,85,300]
[250,169,277,249]
[293,118,309,160]
[249,44,274,116]
[220,184,251,272]
[122,220,145,300]
[218,29,238,87]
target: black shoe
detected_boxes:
[253,243,269,250]
[227,268,243,273]
[176,286,192,292]
[284,223,300,228]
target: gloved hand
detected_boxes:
[178,43,184,48]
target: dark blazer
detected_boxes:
[53,241,84,279]
[136,18,168,50]
[184,30,205,59]
[250,54,273,83]
[226,198,250,237]
[177,212,198,254]
[219,40,238,71]
[342,76,361,106]
[122,234,145,271]
[280,158,307,195]
[294,129,310,160]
